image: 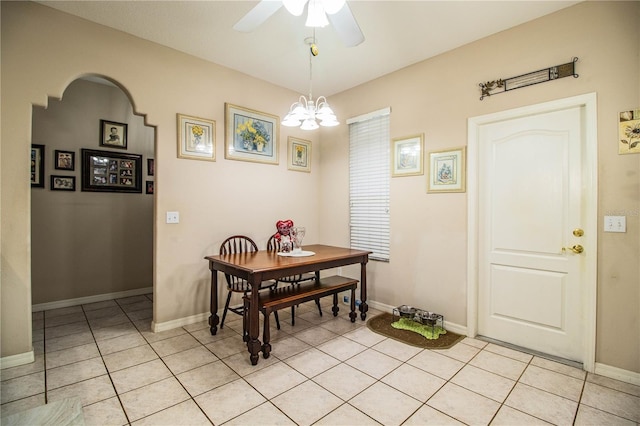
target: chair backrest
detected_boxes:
[219,235,258,291]
[266,234,280,252]
[266,235,312,284]
[220,235,258,256]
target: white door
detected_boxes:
[471,95,597,364]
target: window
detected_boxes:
[348,108,391,261]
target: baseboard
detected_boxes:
[32,287,153,312]
[594,362,640,386]
[0,350,35,370]
[152,311,211,333]
[366,300,468,336]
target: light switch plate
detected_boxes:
[604,215,625,233]
[166,211,180,224]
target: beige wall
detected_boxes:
[1,1,638,374]
[31,79,154,304]
[1,1,321,357]
[323,1,639,372]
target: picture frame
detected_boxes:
[427,147,466,193]
[391,134,424,177]
[146,181,154,194]
[618,109,640,155]
[287,137,311,173]
[81,148,142,193]
[147,158,155,175]
[225,103,279,165]
[54,150,75,171]
[177,114,216,161]
[100,119,128,149]
[31,144,45,188]
[50,175,75,191]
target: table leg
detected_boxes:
[208,266,219,335]
[360,261,369,320]
[261,308,272,359]
[247,275,262,365]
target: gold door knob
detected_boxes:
[573,228,584,237]
[562,245,584,254]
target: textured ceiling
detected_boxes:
[37,1,579,97]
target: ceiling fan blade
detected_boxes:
[327,2,364,47]
[233,1,284,33]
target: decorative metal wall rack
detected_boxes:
[479,57,578,100]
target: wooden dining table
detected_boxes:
[205,244,371,365]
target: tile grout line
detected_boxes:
[13,302,639,425]
[83,302,133,425]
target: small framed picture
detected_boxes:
[54,150,75,171]
[287,137,311,173]
[177,114,215,161]
[225,103,279,165]
[392,134,424,177]
[146,180,154,194]
[427,147,466,193]
[50,175,75,191]
[147,158,155,176]
[31,144,45,188]
[100,119,128,149]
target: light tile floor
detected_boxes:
[2,294,639,425]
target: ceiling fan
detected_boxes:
[233,0,365,47]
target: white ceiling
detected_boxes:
[37,1,579,97]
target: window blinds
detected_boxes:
[348,109,391,261]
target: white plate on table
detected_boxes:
[277,250,315,257]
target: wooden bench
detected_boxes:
[258,275,359,358]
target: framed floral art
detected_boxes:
[287,137,311,173]
[225,103,279,165]
[391,134,424,177]
[427,147,466,193]
[177,114,216,161]
[619,109,640,154]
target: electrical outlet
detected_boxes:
[166,211,180,224]
[604,215,625,233]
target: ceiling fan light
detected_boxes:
[305,0,329,27]
[283,0,307,16]
[300,118,320,130]
[322,0,346,15]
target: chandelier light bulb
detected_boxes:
[300,118,320,130]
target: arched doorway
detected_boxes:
[30,76,155,312]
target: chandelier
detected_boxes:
[282,38,339,130]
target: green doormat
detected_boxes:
[367,312,465,349]
[392,317,447,339]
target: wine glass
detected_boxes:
[290,226,306,253]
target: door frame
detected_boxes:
[466,93,598,372]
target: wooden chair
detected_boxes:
[266,235,321,327]
[219,235,280,338]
